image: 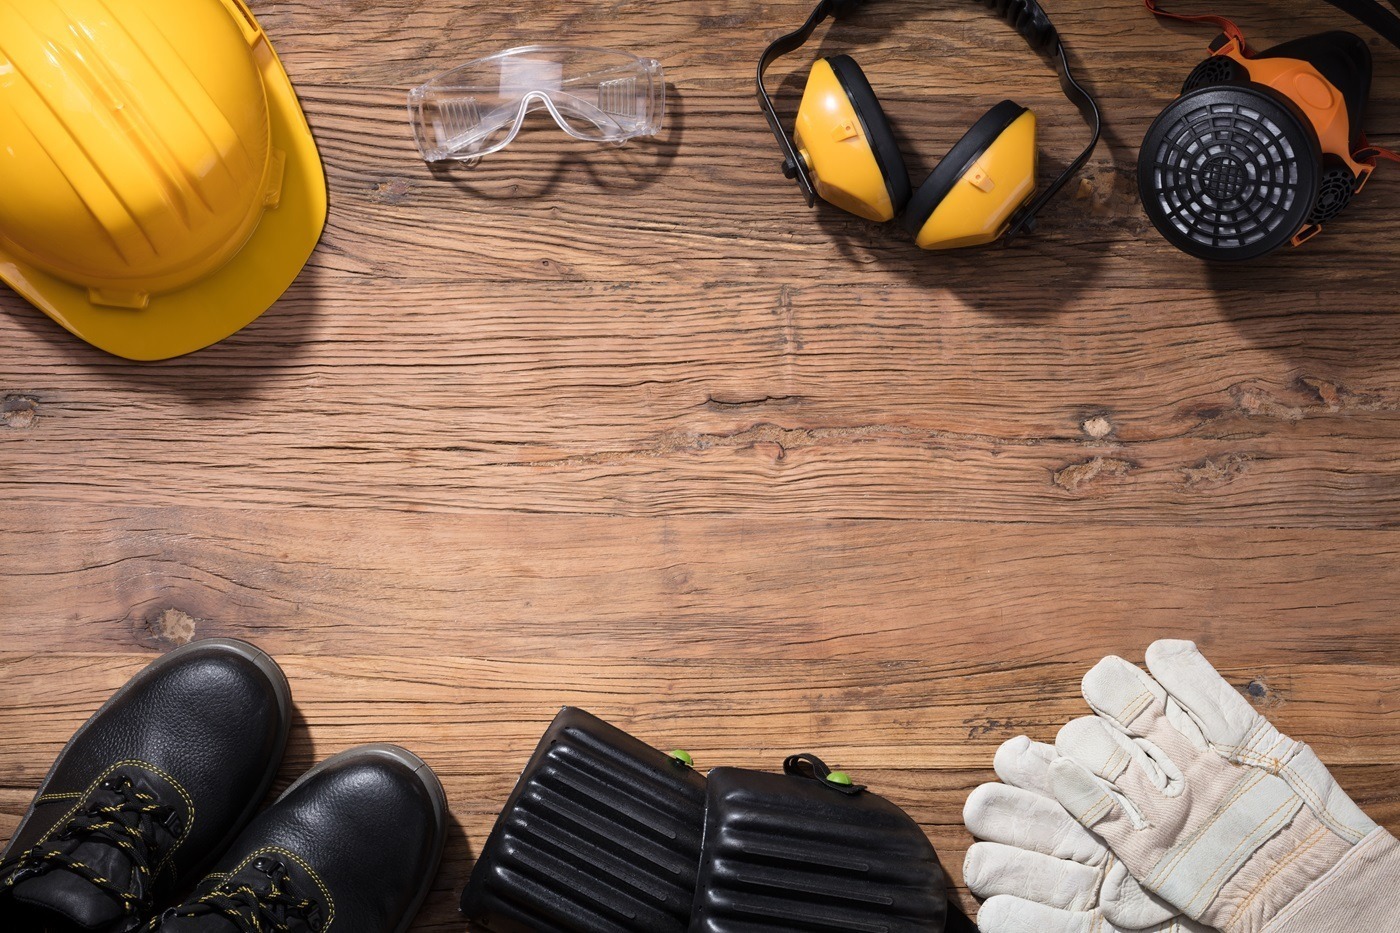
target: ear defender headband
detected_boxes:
[757,0,1102,250]
[1139,0,1400,261]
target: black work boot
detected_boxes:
[151,745,447,933]
[0,639,292,933]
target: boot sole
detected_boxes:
[2,637,293,884]
[276,744,449,933]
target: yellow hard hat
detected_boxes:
[0,0,327,360]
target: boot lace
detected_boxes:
[155,856,321,933]
[0,773,180,918]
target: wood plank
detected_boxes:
[6,279,1400,523]
[3,507,1400,660]
[2,654,1396,779]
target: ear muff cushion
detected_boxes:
[825,55,912,214]
[901,100,1028,236]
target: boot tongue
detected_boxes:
[9,868,127,931]
[6,777,179,932]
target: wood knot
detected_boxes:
[1181,453,1253,490]
[1052,456,1133,492]
[2,395,38,429]
[369,178,413,205]
[1242,676,1284,708]
[1082,415,1113,439]
[136,608,200,649]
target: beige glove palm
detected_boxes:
[1049,640,1400,933]
[964,736,1212,933]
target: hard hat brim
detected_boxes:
[0,39,327,362]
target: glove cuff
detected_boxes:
[1262,828,1400,933]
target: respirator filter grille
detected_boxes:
[1181,55,1245,93]
[1139,85,1322,261]
[1308,162,1358,225]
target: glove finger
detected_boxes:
[1144,639,1260,750]
[993,735,1059,796]
[1080,654,1161,728]
[1081,656,1204,768]
[963,842,1101,910]
[1057,715,1136,782]
[975,895,1107,933]
[964,782,1106,865]
[1047,753,1137,838]
[1058,715,1178,817]
[1101,857,1183,929]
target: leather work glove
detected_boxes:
[963,735,1212,933]
[1050,640,1400,933]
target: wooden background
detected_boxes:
[3,0,1400,928]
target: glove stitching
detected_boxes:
[1220,823,1328,933]
[1260,829,1394,931]
[1211,740,1280,771]
[1119,687,1155,727]
[1277,755,1366,845]
[1181,795,1297,919]
[1147,769,1265,887]
[1082,791,1117,827]
[1217,721,1269,767]
[1105,741,1132,780]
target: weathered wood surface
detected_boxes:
[3,0,1399,929]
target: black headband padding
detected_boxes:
[826,54,913,212]
[980,0,1061,52]
[901,99,1028,235]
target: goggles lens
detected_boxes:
[409,46,665,162]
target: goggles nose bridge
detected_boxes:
[409,46,665,163]
[528,89,628,141]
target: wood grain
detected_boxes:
[4,506,1400,661]
[3,0,1399,929]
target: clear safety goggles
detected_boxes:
[409,46,665,163]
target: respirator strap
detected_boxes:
[1319,0,1400,50]
[1146,0,1400,50]
[1358,144,1400,164]
[1143,0,1246,47]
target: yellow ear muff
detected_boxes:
[901,101,1038,250]
[793,56,911,222]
